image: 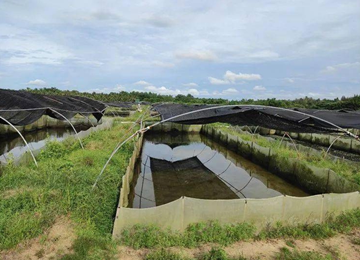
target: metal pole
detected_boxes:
[49,108,84,149]
[0,116,38,167]
[324,135,342,158]
[93,105,360,188]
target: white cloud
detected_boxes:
[222,88,239,94]
[86,84,125,93]
[144,85,200,96]
[0,25,72,65]
[249,50,279,59]
[321,62,360,73]
[134,80,151,86]
[176,50,217,61]
[211,88,240,96]
[183,82,198,87]
[308,92,321,97]
[209,71,261,85]
[253,85,266,91]
[224,71,262,82]
[75,60,104,66]
[188,88,200,96]
[27,79,47,86]
[145,15,175,28]
[152,61,175,68]
[208,77,230,85]
[285,78,294,83]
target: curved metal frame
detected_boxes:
[0,115,38,167]
[324,135,342,158]
[93,105,360,188]
[49,108,84,149]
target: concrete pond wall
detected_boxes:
[112,123,360,238]
[0,115,101,135]
[201,125,360,194]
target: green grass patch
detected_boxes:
[146,249,193,260]
[275,247,333,260]
[0,119,139,258]
[121,221,255,249]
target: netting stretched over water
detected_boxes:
[153,104,360,133]
[0,89,106,125]
[150,156,238,205]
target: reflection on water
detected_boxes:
[129,132,308,208]
[0,126,90,163]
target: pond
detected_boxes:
[128,132,308,208]
[0,126,90,164]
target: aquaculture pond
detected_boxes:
[128,132,308,208]
[0,126,91,164]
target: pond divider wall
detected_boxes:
[4,118,113,166]
[202,125,360,194]
[250,126,360,155]
[0,115,100,135]
[112,122,360,239]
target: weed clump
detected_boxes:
[275,247,333,260]
[146,248,192,260]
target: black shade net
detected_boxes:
[153,104,360,133]
[0,89,107,125]
[105,101,134,109]
[150,156,238,205]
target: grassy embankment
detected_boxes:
[120,209,360,259]
[0,114,143,258]
[121,209,360,249]
[210,124,360,186]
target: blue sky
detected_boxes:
[0,0,359,100]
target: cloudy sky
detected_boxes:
[0,0,359,100]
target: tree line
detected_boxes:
[24,87,360,110]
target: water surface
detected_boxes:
[129,132,308,208]
[0,126,90,164]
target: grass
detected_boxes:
[0,117,141,258]
[121,209,360,249]
[212,124,360,185]
[145,247,250,260]
[121,221,256,249]
[145,247,338,260]
[145,248,193,260]
[275,247,333,260]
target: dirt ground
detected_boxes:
[0,217,75,260]
[116,229,360,260]
[1,224,359,260]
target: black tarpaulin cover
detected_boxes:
[153,104,360,133]
[0,89,106,125]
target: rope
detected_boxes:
[139,156,149,208]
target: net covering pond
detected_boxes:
[0,89,106,125]
[150,156,238,205]
[153,104,360,132]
